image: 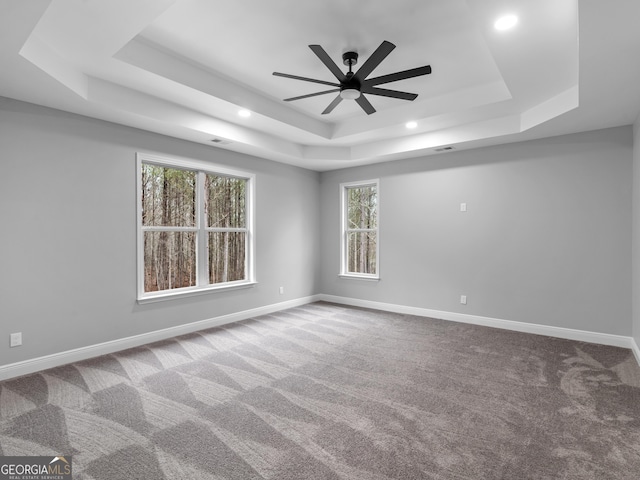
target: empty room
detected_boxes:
[1,0,640,478]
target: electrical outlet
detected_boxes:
[460,202,467,212]
[460,295,467,305]
[10,332,22,347]
[279,286,284,295]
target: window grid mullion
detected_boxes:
[141,226,198,232]
[197,171,208,286]
[205,228,248,233]
[346,228,376,233]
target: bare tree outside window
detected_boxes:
[205,175,247,284]
[140,161,250,295]
[141,165,196,292]
[344,183,378,275]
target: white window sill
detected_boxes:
[338,274,380,281]
[137,281,257,304]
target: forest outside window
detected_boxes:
[137,153,255,302]
[341,180,379,279]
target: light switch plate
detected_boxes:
[10,332,22,347]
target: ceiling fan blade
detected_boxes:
[309,45,346,81]
[273,72,341,88]
[354,40,396,82]
[355,94,376,115]
[363,65,432,86]
[322,94,343,114]
[361,86,418,101]
[284,88,341,102]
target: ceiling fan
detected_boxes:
[273,40,432,115]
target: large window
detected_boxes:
[137,153,254,301]
[341,180,379,278]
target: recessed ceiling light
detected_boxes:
[238,109,251,118]
[494,14,518,31]
[406,121,417,129]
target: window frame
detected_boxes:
[136,152,255,303]
[340,179,380,280]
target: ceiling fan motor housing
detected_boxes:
[342,72,361,91]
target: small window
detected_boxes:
[341,180,379,278]
[137,153,254,302]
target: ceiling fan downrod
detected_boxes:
[341,51,361,99]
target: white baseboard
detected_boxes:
[318,294,637,352]
[2,293,638,381]
[632,337,640,367]
[0,295,322,382]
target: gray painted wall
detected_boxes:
[0,98,321,366]
[633,120,640,348]
[320,127,633,336]
[1,97,635,369]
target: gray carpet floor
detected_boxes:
[1,302,639,479]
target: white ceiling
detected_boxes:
[1,0,639,171]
